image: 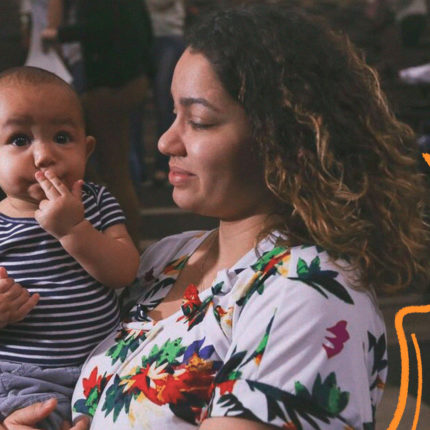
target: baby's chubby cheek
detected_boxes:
[28,182,47,200]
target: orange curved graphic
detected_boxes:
[422,153,430,167]
[411,334,422,430]
[387,305,430,430]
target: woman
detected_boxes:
[3,3,430,429]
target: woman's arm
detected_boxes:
[204,246,386,428]
[201,417,277,430]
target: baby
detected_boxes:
[0,67,140,429]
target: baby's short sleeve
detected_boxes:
[206,245,387,429]
[80,182,126,231]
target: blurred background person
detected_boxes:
[51,0,86,93]
[0,0,26,202]
[24,0,72,82]
[146,0,186,185]
[0,0,27,73]
[183,0,227,28]
[42,0,154,246]
[396,0,428,48]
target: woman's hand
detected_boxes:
[1,399,90,430]
[61,416,90,430]
[1,398,57,430]
[200,417,276,430]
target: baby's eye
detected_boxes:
[9,134,31,147]
[54,132,72,144]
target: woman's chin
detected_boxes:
[171,189,210,216]
[172,189,196,212]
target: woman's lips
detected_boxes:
[168,166,195,186]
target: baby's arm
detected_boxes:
[34,171,139,289]
[0,268,39,329]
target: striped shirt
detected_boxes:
[0,183,122,367]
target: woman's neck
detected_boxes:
[214,213,274,270]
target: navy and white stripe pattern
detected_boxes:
[0,183,123,367]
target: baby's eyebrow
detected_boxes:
[2,117,80,128]
[50,118,80,128]
[3,117,31,127]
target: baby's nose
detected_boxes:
[33,143,56,168]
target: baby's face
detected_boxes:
[0,82,94,210]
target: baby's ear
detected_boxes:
[85,135,96,158]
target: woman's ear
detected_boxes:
[85,136,96,159]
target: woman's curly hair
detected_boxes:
[186,2,430,293]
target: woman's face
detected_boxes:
[158,49,274,220]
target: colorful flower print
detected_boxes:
[368,332,388,390]
[101,337,222,424]
[294,372,350,417]
[72,233,387,429]
[106,327,149,365]
[213,305,233,337]
[289,256,354,304]
[177,284,213,331]
[213,312,276,392]
[212,373,351,430]
[73,367,112,417]
[242,311,276,366]
[322,320,350,358]
[163,255,190,276]
[144,268,155,282]
[237,247,291,307]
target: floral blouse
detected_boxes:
[71,230,387,429]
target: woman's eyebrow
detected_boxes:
[179,97,220,112]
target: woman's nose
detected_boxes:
[158,121,186,157]
[33,142,56,168]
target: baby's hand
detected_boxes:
[0,267,39,328]
[34,170,85,239]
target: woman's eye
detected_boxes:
[189,121,214,130]
[54,132,72,144]
[10,134,31,147]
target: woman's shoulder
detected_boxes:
[287,243,356,289]
[286,244,373,306]
[278,243,377,308]
[137,230,210,277]
[231,239,381,323]
[223,240,385,360]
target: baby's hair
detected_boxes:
[0,66,85,124]
[0,66,70,87]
